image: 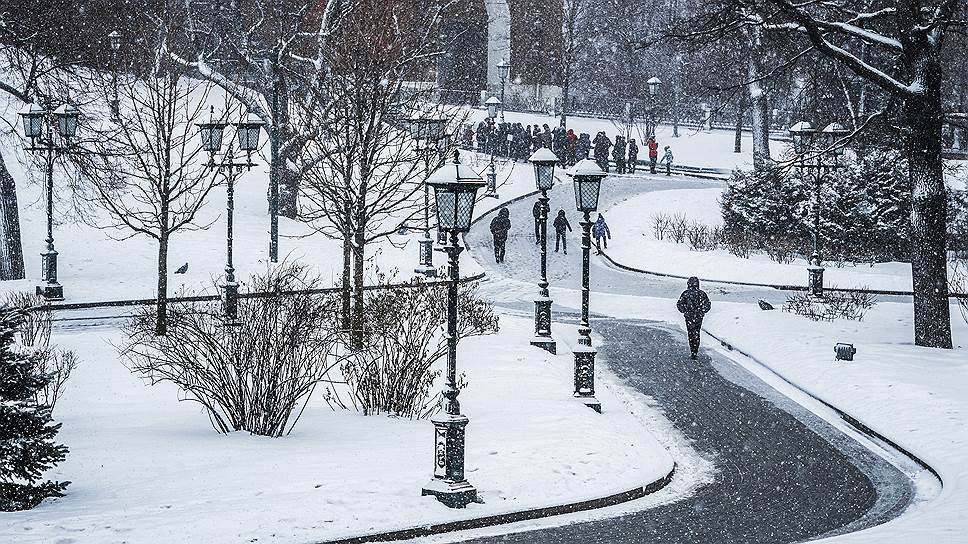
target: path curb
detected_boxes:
[316,464,676,544]
[598,250,968,299]
[701,327,943,483]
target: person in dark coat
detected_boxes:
[577,133,591,161]
[489,208,512,263]
[552,209,572,254]
[477,121,490,153]
[677,277,711,359]
[592,213,611,254]
[613,136,627,174]
[593,131,612,172]
[566,129,578,165]
[628,139,639,173]
[532,199,542,244]
[542,124,553,149]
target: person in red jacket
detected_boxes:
[566,128,578,165]
[647,135,659,174]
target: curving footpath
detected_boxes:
[447,173,933,543]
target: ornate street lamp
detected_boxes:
[483,97,501,198]
[568,159,606,412]
[529,147,558,353]
[198,107,263,322]
[647,76,662,97]
[647,77,663,136]
[421,151,485,509]
[408,115,449,276]
[496,60,510,123]
[19,102,81,301]
[107,30,121,121]
[788,120,848,298]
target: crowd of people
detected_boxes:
[463,119,675,176]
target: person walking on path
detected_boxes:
[677,277,711,359]
[660,145,674,176]
[577,132,591,161]
[613,136,627,174]
[490,208,512,263]
[566,128,578,165]
[628,139,639,173]
[553,209,572,254]
[592,213,611,254]
[593,131,612,172]
[532,200,542,244]
[648,135,659,174]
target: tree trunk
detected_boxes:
[156,230,169,336]
[905,59,951,348]
[0,152,25,281]
[351,226,365,349]
[341,228,352,332]
[274,72,298,220]
[734,92,746,154]
[746,27,771,169]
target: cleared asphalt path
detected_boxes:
[452,172,918,543]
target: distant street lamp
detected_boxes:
[19,102,81,301]
[528,147,558,353]
[198,107,264,322]
[107,30,121,121]
[421,151,485,509]
[407,115,449,276]
[484,97,501,198]
[647,76,662,136]
[568,159,606,412]
[788,120,849,298]
[496,60,510,123]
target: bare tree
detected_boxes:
[81,22,218,335]
[298,0,459,346]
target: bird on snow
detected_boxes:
[174,263,189,274]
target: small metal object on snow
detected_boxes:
[758,299,774,311]
[834,343,856,361]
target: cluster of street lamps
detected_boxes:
[406,114,451,277]
[788,120,849,298]
[197,107,265,322]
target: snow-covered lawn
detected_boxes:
[606,187,962,292]
[0,313,676,544]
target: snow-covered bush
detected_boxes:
[4,292,78,412]
[0,306,69,511]
[651,213,671,240]
[121,264,340,437]
[783,289,877,322]
[668,213,689,244]
[721,151,922,264]
[330,276,498,419]
[686,222,721,251]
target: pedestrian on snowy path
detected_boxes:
[577,133,591,161]
[660,146,674,176]
[613,136,627,174]
[592,213,611,254]
[593,131,612,172]
[490,208,511,263]
[553,209,572,254]
[628,139,639,173]
[677,277,711,359]
[648,135,659,174]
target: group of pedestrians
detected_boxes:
[467,119,675,175]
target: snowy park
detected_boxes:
[3,2,968,544]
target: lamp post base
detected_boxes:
[573,345,600,413]
[36,283,64,302]
[415,265,438,277]
[531,296,555,354]
[807,264,825,299]
[422,413,477,508]
[416,238,436,276]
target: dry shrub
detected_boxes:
[652,213,671,240]
[121,263,340,436]
[328,276,498,419]
[5,292,77,411]
[783,288,877,322]
[669,213,689,243]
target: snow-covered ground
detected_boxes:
[606,187,963,292]
[0,313,684,543]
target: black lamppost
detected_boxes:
[198,108,264,322]
[496,60,510,123]
[484,96,501,198]
[19,102,81,301]
[789,120,848,298]
[408,115,448,276]
[529,147,558,353]
[569,159,606,412]
[107,30,121,121]
[647,76,662,136]
[421,151,485,509]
